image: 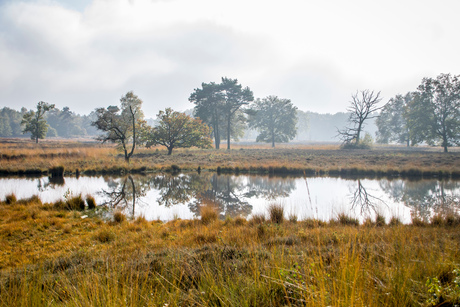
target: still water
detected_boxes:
[1,173,459,223]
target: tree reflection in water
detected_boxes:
[101,173,297,219]
[380,179,460,221]
[37,176,65,192]
[349,179,387,214]
[101,175,152,216]
[152,173,211,207]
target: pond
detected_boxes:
[1,173,459,223]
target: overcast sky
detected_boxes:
[1,0,459,117]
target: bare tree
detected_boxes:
[337,90,385,147]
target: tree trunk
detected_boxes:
[271,127,275,148]
[214,120,220,149]
[127,106,136,162]
[122,140,129,163]
[356,122,363,144]
[167,147,173,155]
[227,116,231,150]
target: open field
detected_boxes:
[0,138,459,177]
[1,197,460,306]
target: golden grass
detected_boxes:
[1,197,460,306]
[1,139,459,177]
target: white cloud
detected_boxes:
[0,0,460,115]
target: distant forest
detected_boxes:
[0,106,377,143]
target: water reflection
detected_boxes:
[37,176,65,192]
[98,174,298,219]
[349,179,387,214]
[380,179,460,221]
[101,175,151,216]
[152,173,211,207]
[0,174,458,222]
[191,175,253,218]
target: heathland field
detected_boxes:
[0,139,459,177]
[1,139,460,306]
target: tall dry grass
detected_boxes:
[1,139,458,176]
[1,196,460,306]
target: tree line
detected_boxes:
[92,78,299,162]
[0,106,98,139]
[376,73,460,152]
[3,73,459,157]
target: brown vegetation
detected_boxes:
[1,139,459,178]
[1,196,460,305]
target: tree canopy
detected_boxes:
[147,108,212,155]
[414,73,460,152]
[375,93,413,146]
[21,101,55,143]
[189,77,253,149]
[92,91,146,163]
[249,96,297,147]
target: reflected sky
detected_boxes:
[1,174,459,223]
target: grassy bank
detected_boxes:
[1,139,459,178]
[1,197,460,306]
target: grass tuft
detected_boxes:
[250,213,266,225]
[94,228,115,243]
[411,215,427,227]
[375,212,386,226]
[389,216,402,226]
[200,205,218,225]
[268,203,284,224]
[5,193,17,205]
[288,212,298,223]
[113,211,126,223]
[337,213,360,226]
[65,195,85,211]
[85,195,96,209]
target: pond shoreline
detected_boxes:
[1,164,459,179]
